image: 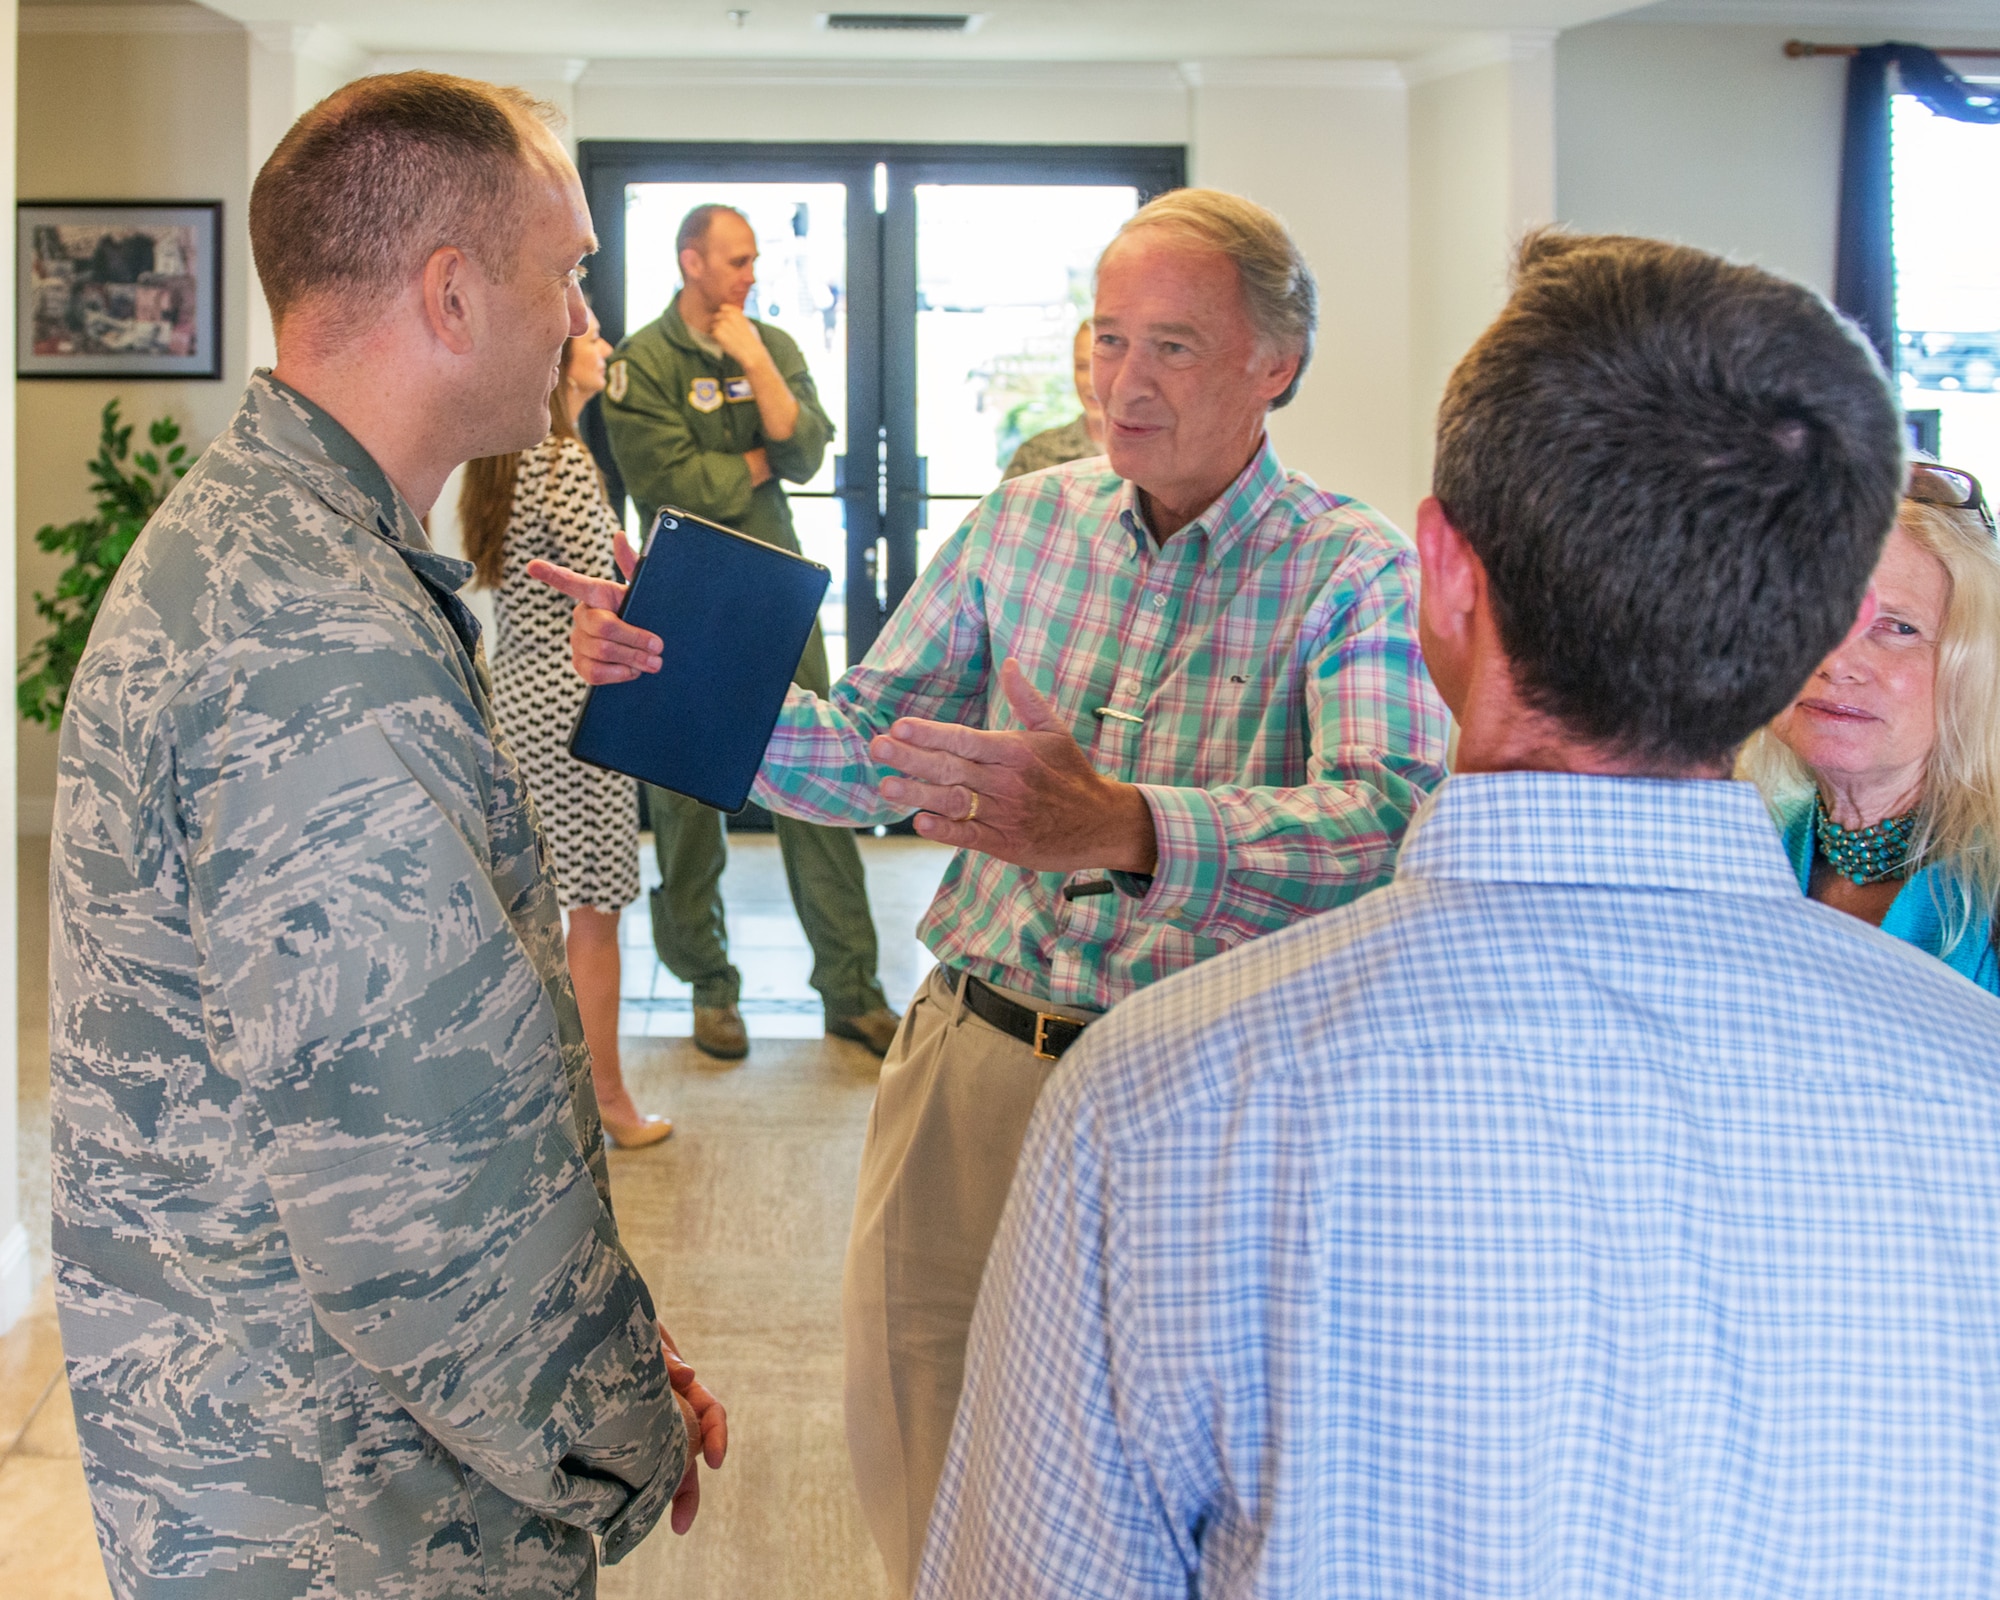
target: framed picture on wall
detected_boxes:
[16,200,222,379]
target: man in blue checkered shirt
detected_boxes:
[919,232,2000,1598]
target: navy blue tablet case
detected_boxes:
[567,507,830,813]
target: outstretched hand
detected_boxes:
[872,658,1159,875]
[659,1321,727,1535]
[526,528,664,686]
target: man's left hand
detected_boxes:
[658,1321,727,1536]
[873,658,1159,876]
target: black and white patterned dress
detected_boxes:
[490,435,641,913]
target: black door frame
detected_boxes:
[578,140,1185,660]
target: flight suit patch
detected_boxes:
[724,377,754,402]
[689,377,723,413]
[606,359,628,403]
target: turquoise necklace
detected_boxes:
[1813,793,1919,887]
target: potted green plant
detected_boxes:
[17,400,190,726]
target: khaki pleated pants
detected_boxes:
[841,964,1100,1595]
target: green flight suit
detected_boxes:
[604,300,887,1021]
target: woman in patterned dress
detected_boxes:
[459,311,672,1148]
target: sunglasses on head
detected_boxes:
[1907,462,1996,535]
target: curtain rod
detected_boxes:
[1786,40,2000,60]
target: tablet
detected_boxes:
[567,507,831,813]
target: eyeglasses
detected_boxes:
[1907,462,1996,535]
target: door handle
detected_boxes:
[890,457,929,522]
[833,454,878,512]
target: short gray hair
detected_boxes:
[1102,188,1317,408]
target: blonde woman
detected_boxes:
[460,311,672,1146]
[1743,463,2000,993]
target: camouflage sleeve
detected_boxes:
[169,592,687,1551]
[763,330,832,487]
[605,353,756,523]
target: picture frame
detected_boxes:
[17,200,222,379]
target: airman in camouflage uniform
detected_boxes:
[50,371,687,1598]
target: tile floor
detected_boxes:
[620,826,940,1039]
[1,830,953,1599]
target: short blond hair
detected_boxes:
[1742,495,2000,949]
[1103,188,1316,408]
[250,72,561,330]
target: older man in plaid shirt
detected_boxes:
[539,187,1450,1591]
[923,236,2000,1600]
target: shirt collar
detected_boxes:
[240,371,430,547]
[238,371,480,635]
[1395,770,1802,900]
[662,298,726,361]
[1114,433,1287,563]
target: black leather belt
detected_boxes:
[955,971,1093,1061]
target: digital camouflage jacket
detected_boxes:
[49,373,685,1599]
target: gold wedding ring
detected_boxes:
[965,789,980,823]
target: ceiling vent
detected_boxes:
[821,13,979,32]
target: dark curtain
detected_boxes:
[1835,43,2000,367]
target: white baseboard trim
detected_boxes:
[0,1224,32,1336]
[18,796,53,836]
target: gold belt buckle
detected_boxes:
[1032,1012,1063,1061]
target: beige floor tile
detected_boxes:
[0,1277,63,1451]
[599,1035,891,1597]
[16,1373,80,1459]
[599,1399,888,1600]
[0,1454,113,1600]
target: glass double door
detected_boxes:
[579,142,1185,673]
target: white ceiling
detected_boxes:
[27,0,2000,63]
[1629,0,2000,28]
[91,0,1646,63]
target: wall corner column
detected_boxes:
[1184,58,1417,528]
[0,0,28,1334]
[245,23,365,379]
[1406,30,1556,497]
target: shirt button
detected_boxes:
[1151,593,1167,609]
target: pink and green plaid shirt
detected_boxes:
[753,439,1451,1011]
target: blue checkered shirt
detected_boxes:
[919,771,2000,1599]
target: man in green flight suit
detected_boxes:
[604,202,898,1060]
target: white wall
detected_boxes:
[1555,19,2000,295]
[246,24,369,371]
[1408,35,1555,502]
[1188,64,1414,527]
[574,59,1189,148]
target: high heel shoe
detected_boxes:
[602,1111,674,1149]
